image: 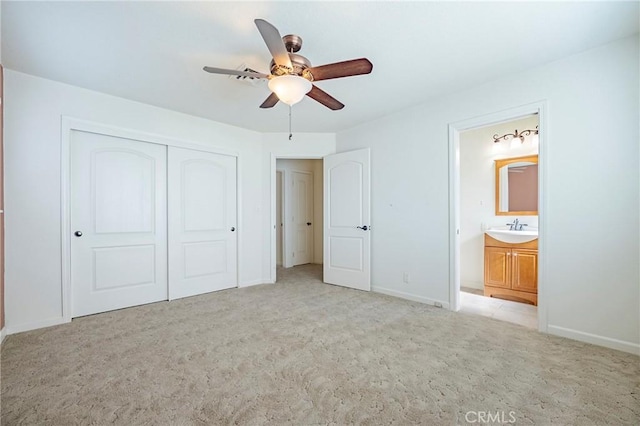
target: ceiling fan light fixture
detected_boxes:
[268,75,312,106]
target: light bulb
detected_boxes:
[267,75,312,106]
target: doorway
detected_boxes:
[449,103,547,331]
[270,149,372,290]
[274,159,323,280]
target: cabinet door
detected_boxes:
[484,247,511,288]
[512,249,538,293]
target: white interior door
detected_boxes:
[71,131,168,317]
[323,149,371,290]
[292,171,313,266]
[168,147,237,300]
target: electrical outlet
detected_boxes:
[402,272,410,283]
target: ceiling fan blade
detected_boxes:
[203,66,269,79]
[254,19,293,70]
[306,85,344,110]
[260,92,280,109]
[305,58,373,82]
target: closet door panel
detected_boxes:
[71,131,168,317]
[168,147,237,300]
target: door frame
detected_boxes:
[61,117,240,322]
[448,101,548,333]
[269,153,323,283]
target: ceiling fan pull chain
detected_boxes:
[289,105,293,140]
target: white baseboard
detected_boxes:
[548,325,640,355]
[372,286,450,310]
[6,317,69,335]
[239,279,266,288]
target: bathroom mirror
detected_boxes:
[495,155,538,216]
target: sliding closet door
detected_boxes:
[71,131,168,317]
[168,147,237,300]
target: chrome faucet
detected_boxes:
[506,218,527,231]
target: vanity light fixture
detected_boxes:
[493,125,539,144]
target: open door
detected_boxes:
[323,149,370,291]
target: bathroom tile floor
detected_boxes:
[459,289,537,329]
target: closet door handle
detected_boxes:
[307,222,312,226]
[230,227,236,232]
[74,231,83,237]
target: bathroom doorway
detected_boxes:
[449,104,546,330]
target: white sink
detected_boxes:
[485,228,538,244]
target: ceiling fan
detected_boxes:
[203,19,373,110]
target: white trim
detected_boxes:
[372,286,450,310]
[447,124,461,312]
[282,169,291,268]
[61,117,240,157]
[275,169,285,267]
[235,154,242,291]
[61,116,240,321]
[270,154,277,282]
[6,317,69,335]
[447,101,548,332]
[548,325,640,355]
[61,119,72,323]
[239,279,266,288]
[536,104,549,333]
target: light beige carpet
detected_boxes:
[2,264,638,425]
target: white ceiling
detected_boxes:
[2,1,638,133]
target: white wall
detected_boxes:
[336,36,639,354]
[276,159,323,267]
[460,115,539,290]
[4,35,637,354]
[261,133,336,282]
[4,70,264,333]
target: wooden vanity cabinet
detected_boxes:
[484,235,538,305]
